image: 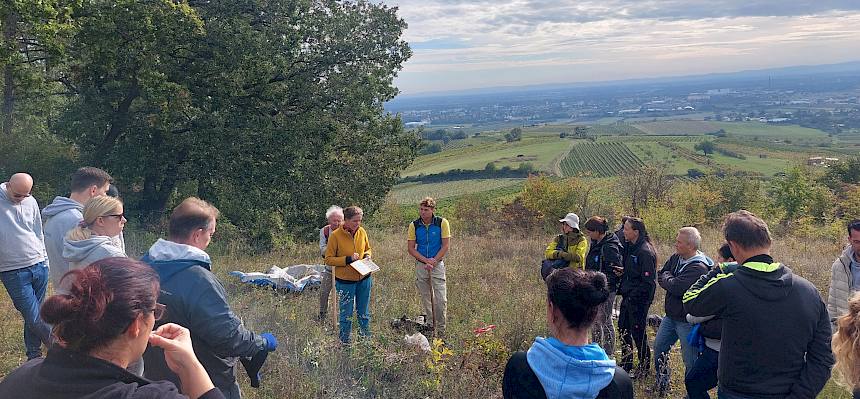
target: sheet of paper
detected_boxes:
[350,258,380,276]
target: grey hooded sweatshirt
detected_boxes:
[0,182,47,272]
[42,196,83,286]
[61,235,126,290]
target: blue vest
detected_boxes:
[413,216,443,259]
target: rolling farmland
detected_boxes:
[560,142,645,177]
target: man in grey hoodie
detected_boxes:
[0,173,52,359]
[827,219,860,329]
[42,167,112,288]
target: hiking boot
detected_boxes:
[647,314,663,332]
[629,367,651,380]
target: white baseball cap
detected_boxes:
[559,213,580,230]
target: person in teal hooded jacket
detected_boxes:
[503,268,633,399]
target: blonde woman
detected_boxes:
[833,293,860,399]
[61,196,127,291]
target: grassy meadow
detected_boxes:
[0,225,853,398]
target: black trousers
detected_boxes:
[617,297,651,372]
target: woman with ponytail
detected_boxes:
[60,196,126,292]
[0,258,225,399]
[833,293,860,398]
[503,268,633,399]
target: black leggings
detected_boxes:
[617,297,651,372]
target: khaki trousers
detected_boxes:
[415,260,447,331]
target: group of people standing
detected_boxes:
[318,197,451,343]
[505,210,845,399]
[0,169,276,399]
[5,166,860,399]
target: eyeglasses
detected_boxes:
[103,213,125,219]
[152,303,166,320]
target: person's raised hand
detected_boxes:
[149,323,200,375]
[352,253,360,262]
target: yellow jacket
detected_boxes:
[545,232,588,270]
[325,226,374,281]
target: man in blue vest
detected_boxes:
[407,197,451,333]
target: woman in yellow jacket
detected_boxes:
[325,206,374,343]
[542,213,589,279]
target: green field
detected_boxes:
[390,178,525,204]
[560,142,645,177]
[403,137,573,177]
[625,141,701,175]
[634,120,722,135]
[712,121,830,140]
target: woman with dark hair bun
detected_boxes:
[0,257,225,399]
[583,216,623,357]
[503,268,633,399]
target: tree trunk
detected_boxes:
[2,7,16,135]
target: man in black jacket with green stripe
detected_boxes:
[683,211,833,399]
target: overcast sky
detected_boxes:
[382,1,860,94]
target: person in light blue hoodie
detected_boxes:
[43,167,113,289]
[503,268,633,399]
[0,173,52,360]
[61,196,127,292]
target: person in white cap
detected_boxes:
[542,213,589,279]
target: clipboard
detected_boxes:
[349,258,380,277]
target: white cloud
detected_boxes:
[382,1,860,93]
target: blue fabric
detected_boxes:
[261,332,278,351]
[0,261,51,359]
[653,315,697,390]
[526,337,616,399]
[687,323,705,352]
[414,217,443,259]
[141,239,211,282]
[336,276,372,343]
[686,346,719,399]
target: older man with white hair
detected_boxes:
[652,226,713,397]
[318,205,344,321]
[0,173,52,360]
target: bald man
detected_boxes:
[0,173,52,360]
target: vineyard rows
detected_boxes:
[599,135,704,142]
[560,142,645,177]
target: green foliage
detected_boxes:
[694,140,716,155]
[520,175,595,231]
[504,127,522,142]
[770,166,830,224]
[45,0,417,248]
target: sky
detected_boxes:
[382,0,860,95]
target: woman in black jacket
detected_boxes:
[0,257,224,399]
[617,217,657,378]
[583,216,623,358]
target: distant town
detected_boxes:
[387,62,860,136]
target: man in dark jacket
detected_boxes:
[653,227,712,396]
[684,211,834,399]
[617,217,657,378]
[142,198,277,399]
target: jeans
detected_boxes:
[592,292,616,357]
[415,260,447,331]
[654,316,697,389]
[219,381,241,399]
[0,261,51,359]
[336,276,372,343]
[686,346,719,399]
[618,297,650,373]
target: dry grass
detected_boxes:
[0,228,853,398]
